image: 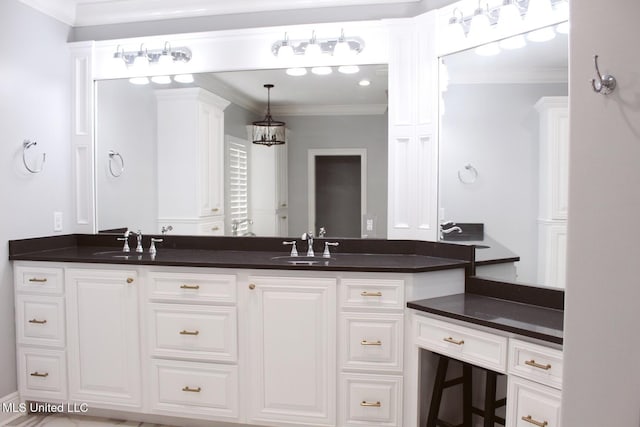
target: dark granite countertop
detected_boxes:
[407,277,564,344]
[443,235,519,266]
[9,234,474,274]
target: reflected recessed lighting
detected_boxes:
[129,77,150,85]
[311,66,332,75]
[359,79,371,87]
[338,65,360,74]
[527,27,556,42]
[174,74,194,83]
[499,34,526,50]
[286,67,307,76]
[151,75,171,84]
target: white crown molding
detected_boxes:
[19,0,76,26]
[194,74,263,115]
[272,103,387,116]
[450,68,568,85]
[70,0,419,27]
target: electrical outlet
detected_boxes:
[53,212,63,232]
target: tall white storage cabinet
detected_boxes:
[156,88,230,235]
[535,97,569,288]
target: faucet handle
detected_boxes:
[116,237,130,253]
[323,242,339,258]
[283,241,298,257]
[135,229,143,253]
[149,238,163,255]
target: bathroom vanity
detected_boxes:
[9,234,562,427]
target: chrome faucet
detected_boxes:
[318,227,327,238]
[301,232,314,257]
[134,229,143,253]
[231,218,253,236]
[440,222,462,239]
[116,229,131,252]
[149,237,163,255]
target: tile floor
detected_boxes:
[3,414,172,427]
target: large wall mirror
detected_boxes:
[95,64,389,239]
[438,26,568,288]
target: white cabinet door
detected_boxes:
[66,268,141,408]
[247,275,337,426]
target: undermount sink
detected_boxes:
[270,255,335,265]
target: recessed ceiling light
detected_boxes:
[286,67,307,76]
[151,75,171,84]
[338,65,360,74]
[129,77,150,85]
[311,66,332,75]
[174,74,194,83]
[358,79,371,87]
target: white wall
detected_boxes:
[440,83,567,283]
[0,0,71,396]
[96,80,157,232]
[286,114,388,238]
[562,1,640,426]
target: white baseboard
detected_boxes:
[0,392,21,425]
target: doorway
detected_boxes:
[308,149,367,238]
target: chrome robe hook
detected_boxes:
[591,54,617,95]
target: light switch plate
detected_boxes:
[53,211,63,232]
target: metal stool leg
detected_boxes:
[427,355,450,427]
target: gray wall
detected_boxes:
[286,114,388,238]
[0,1,71,397]
[224,103,260,141]
[440,82,567,284]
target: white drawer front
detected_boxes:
[342,313,403,372]
[414,315,507,373]
[150,304,237,362]
[18,348,67,401]
[151,360,239,420]
[340,278,404,311]
[340,374,402,427]
[199,219,225,236]
[507,376,562,427]
[15,265,63,295]
[148,271,236,304]
[16,296,65,347]
[509,339,563,390]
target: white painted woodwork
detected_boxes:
[339,278,404,311]
[66,268,142,408]
[14,265,64,295]
[508,338,563,391]
[16,295,65,348]
[150,359,239,420]
[339,373,402,427]
[17,348,67,401]
[149,303,238,362]
[506,376,562,427]
[414,314,508,373]
[147,270,237,304]
[247,275,337,426]
[535,96,569,288]
[386,12,439,241]
[156,88,230,235]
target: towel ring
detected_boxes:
[458,163,478,184]
[108,150,124,177]
[22,140,46,174]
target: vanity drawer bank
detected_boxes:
[407,277,564,427]
[9,233,496,427]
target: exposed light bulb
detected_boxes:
[151,75,171,84]
[129,77,150,85]
[157,52,173,67]
[358,79,371,87]
[278,44,294,58]
[338,65,360,74]
[525,0,553,27]
[445,9,466,45]
[286,67,307,76]
[468,7,492,41]
[305,31,322,59]
[475,42,501,56]
[173,74,194,83]
[311,66,332,75]
[333,40,352,58]
[497,1,522,35]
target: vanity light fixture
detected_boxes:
[272,29,365,58]
[445,8,466,45]
[112,42,192,69]
[286,67,308,76]
[468,2,492,41]
[497,0,526,49]
[525,0,556,42]
[311,66,333,75]
[132,44,150,71]
[252,84,286,147]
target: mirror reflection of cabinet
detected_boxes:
[535,97,569,288]
[156,88,230,235]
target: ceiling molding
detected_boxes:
[272,103,388,116]
[22,0,420,27]
[194,74,264,115]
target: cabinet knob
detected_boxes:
[249,283,256,290]
[126,277,134,284]
[281,203,287,207]
[281,216,287,220]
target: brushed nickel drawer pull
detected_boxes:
[180,330,200,336]
[28,319,47,324]
[182,386,201,393]
[211,226,220,231]
[180,284,200,290]
[443,336,464,345]
[525,359,552,370]
[30,371,49,378]
[360,401,381,407]
[28,277,48,283]
[211,208,219,212]
[361,291,382,297]
[521,415,548,427]
[126,277,134,284]
[361,340,382,346]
